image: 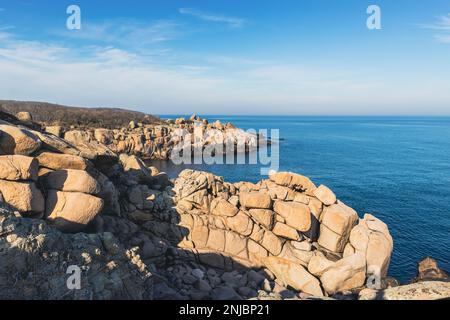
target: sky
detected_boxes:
[0,0,449,115]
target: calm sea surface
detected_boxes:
[153,116,450,283]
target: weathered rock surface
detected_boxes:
[313,185,336,206]
[0,155,38,181]
[413,257,449,282]
[0,124,41,155]
[45,190,104,232]
[0,111,446,301]
[0,180,44,214]
[349,214,393,277]
[374,281,450,300]
[64,130,117,161]
[264,256,324,297]
[318,201,359,253]
[0,204,152,300]
[40,169,101,195]
[319,253,367,295]
[173,168,396,297]
[240,192,272,209]
[37,152,89,170]
[273,201,311,232]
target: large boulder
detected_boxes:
[226,211,254,236]
[45,190,104,232]
[0,124,41,155]
[211,198,239,217]
[264,256,324,297]
[349,214,393,277]
[94,129,114,145]
[37,152,89,170]
[0,180,44,214]
[318,201,359,253]
[119,154,152,182]
[260,230,283,256]
[319,253,367,295]
[307,254,336,277]
[31,130,80,156]
[273,201,311,232]
[249,209,275,229]
[269,172,316,193]
[313,185,336,206]
[0,155,38,181]
[45,126,63,137]
[64,130,116,161]
[272,222,301,241]
[40,169,101,195]
[413,257,449,282]
[239,192,272,209]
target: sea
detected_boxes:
[152,115,450,283]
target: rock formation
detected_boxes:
[40,115,261,161]
[172,169,394,296]
[0,110,448,301]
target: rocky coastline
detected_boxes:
[40,114,263,161]
[0,109,449,300]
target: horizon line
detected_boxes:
[1,99,450,118]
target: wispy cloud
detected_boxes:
[179,8,245,28]
[434,34,450,43]
[421,13,450,43]
[55,19,180,48]
[0,26,449,115]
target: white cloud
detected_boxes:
[0,29,449,115]
[179,8,245,28]
[422,13,450,43]
[434,34,450,43]
[55,19,180,48]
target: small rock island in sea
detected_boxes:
[0,101,448,300]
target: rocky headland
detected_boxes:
[1,101,262,161]
[0,106,449,300]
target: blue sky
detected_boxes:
[0,0,449,115]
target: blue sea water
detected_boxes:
[154,116,450,283]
